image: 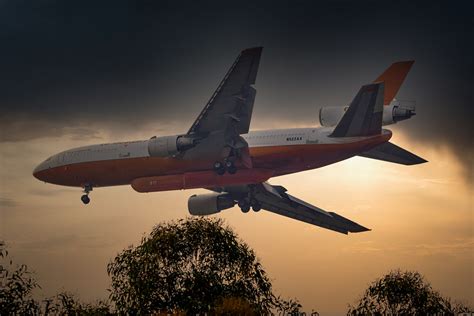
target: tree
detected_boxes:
[42,291,113,315]
[347,270,472,315]
[1,241,112,315]
[0,241,41,315]
[107,217,291,314]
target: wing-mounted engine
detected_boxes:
[188,192,235,215]
[147,135,197,157]
[319,100,416,127]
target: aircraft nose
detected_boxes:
[33,160,49,181]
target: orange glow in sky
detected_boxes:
[1,125,472,315]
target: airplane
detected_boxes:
[33,47,427,234]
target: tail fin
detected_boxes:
[359,141,427,165]
[330,83,384,137]
[374,60,414,105]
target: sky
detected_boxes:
[0,0,473,314]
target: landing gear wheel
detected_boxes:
[214,161,226,175]
[238,199,250,213]
[252,203,261,212]
[227,165,237,174]
[241,205,250,213]
[225,160,237,174]
[81,183,93,205]
[81,194,90,205]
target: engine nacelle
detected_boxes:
[319,100,416,127]
[319,106,349,127]
[148,135,196,157]
[382,101,416,125]
[188,193,235,216]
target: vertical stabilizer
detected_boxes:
[374,60,414,105]
[330,83,384,137]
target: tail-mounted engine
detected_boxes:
[382,100,416,125]
[148,135,197,157]
[319,100,416,127]
[188,193,236,215]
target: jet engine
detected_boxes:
[188,193,235,216]
[382,101,416,125]
[148,135,196,157]
[319,100,416,127]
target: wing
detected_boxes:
[221,183,370,234]
[188,47,263,136]
[182,47,262,163]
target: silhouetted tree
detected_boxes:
[107,217,294,314]
[0,241,41,315]
[43,291,113,315]
[347,270,472,315]
[1,241,112,315]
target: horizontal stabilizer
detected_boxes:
[359,141,427,165]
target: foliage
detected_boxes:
[347,269,472,315]
[0,241,41,315]
[0,241,113,316]
[42,291,113,315]
[107,217,290,314]
[213,297,258,315]
[276,298,304,314]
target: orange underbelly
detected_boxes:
[35,133,390,188]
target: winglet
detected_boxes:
[374,61,414,105]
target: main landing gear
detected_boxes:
[81,184,93,205]
[213,160,237,175]
[238,198,261,213]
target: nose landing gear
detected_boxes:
[81,194,90,204]
[81,184,93,205]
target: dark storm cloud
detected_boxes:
[0,115,100,142]
[1,0,472,178]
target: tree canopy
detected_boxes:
[107,217,294,314]
[347,270,471,315]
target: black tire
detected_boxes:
[81,195,90,205]
[241,205,250,213]
[214,161,223,169]
[214,161,226,175]
[238,199,250,213]
[227,165,237,174]
[252,203,261,212]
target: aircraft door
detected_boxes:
[307,129,319,144]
